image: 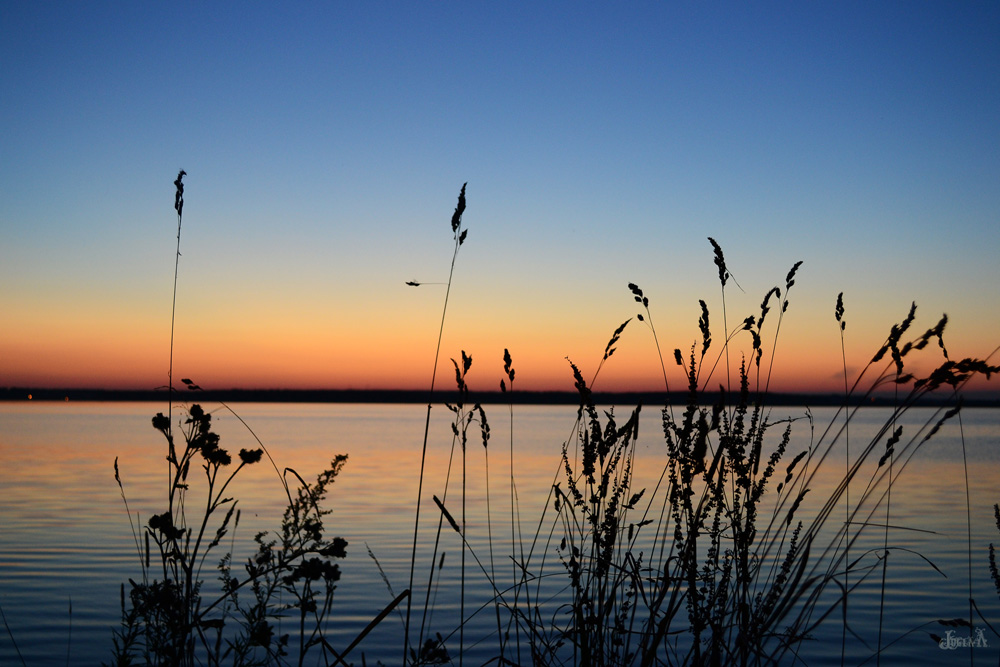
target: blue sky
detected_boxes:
[2,2,998,393]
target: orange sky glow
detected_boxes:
[2,4,998,401]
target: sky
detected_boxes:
[2,2,999,397]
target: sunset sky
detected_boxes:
[2,2,998,396]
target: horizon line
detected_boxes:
[4,386,998,408]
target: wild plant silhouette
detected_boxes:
[103,177,1000,666]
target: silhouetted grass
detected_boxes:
[107,173,360,666]
[399,200,999,666]
[97,179,1000,666]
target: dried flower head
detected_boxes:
[239,448,264,465]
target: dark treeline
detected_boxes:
[4,386,999,407]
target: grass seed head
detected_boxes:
[173,170,186,215]
[708,237,729,287]
[451,183,467,234]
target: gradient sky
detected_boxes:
[2,2,998,396]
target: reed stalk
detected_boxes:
[404,183,468,665]
[836,292,850,666]
[167,170,185,511]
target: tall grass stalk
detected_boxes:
[167,170,186,483]
[415,354,479,663]
[835,292,850,666]
[476,402,504,663]
[708,237,733,399]
[959,408,975,665]
[405,183,468,665]
[501,349,523,665]
[876,306,914,667]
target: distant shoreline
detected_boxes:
[3,386,999,407]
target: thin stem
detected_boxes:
[959,409,974,665]
[838,301,850,667]
[460,422,467,667]
[638,303,675,423]
[168,170,185,514]
[405,184,467,664]
[876,384,898,667]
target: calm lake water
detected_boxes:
[1,400,998,665]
